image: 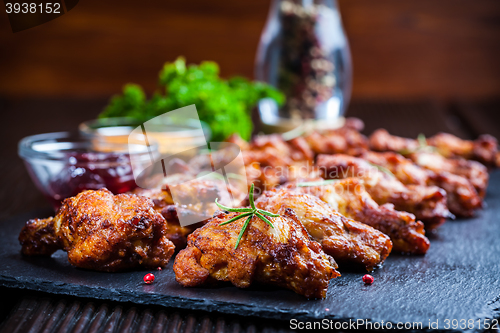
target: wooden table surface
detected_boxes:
[0,98,499,333]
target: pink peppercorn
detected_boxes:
[362,274,374,285]
[144,273,155,284]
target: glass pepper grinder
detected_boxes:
[255,0,352,131]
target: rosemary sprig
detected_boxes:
[417,133,427,147]
[399,133,437,155]
[215,183,279,249]
[367,162,396,178]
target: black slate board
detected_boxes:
[1,173,500,332]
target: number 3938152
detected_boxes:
[5,2,61,14]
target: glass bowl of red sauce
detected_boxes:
[18,132,157,210]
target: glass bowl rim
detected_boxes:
[79,116,212,140]
[18,131,158,162]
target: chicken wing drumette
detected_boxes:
[239,134,315,191]
[360,151,482,217]
[132,175,245,249]
[294,178,430,254]
[19,189,175,272]
[369,128,499,168]
[173,207,340,298]
[303,117,369,156]
[409,151,488,199]
[369,129,490,197]
[427,132,499,168]
[255,189,392,270]
[316,154,452,229]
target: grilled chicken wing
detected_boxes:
[132,176,245,249]
[229,118,366,191]
[369,129,491,195]
[255,189,392,270]
[19,189,175,272]
[173,208,340,298]
[369,129,420,154]
[303,118,368,156]
[409,151,488,199]
[295,178,430,254]
[360,151,482,217]
[427,132,499,168]
[236,134,317,191]
[316,154,452,229]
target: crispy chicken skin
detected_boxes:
[131,186,195,249]
[232,119,367,191]
[243,134,313,168]
[369,129,491,196]
[237,134,317,191]
[173,208,340,298]
[316,154,452,229]
[255,189,392,270]
[360,151,482,217]
[359,151,429,186]
[19,189,175,272]
[369,129,420,154]
[368,129,496,163]
[409,151,488,199]
[132,177,244,249]
[427,133,499,167]
[19,217,60,256]
[304,119,369,156]
[295,178,430,254]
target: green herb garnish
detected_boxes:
[367,162,396,178]
[99,57,285,141]
[215,184,279,249]
[417,133,427,147]
[399,133,437,155]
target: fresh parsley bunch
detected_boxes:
[99,57,284,141]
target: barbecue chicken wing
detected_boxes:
[225,118,367,191]
[360,151,482,217]
[173,208,340,298]
[303,118,368,156]
[369,129,491,195]
[255,189,392,270]
[19,189,175,272]
[294,178,430,254]
[369,129,499,168]
[316,154,452,229]
[409,151,488,199]
[133,175,245,249]
[427,133,499,168]
[232,133,317,191]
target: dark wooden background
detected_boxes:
[1,0,500,101]
[1,3,500,331]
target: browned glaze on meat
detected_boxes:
[316,154,452,229]
[369,129,490,197]
[255,189,392,270]
[369,129,420,154]
[173,208,340,298]
[360,151,482,217]
[427,132,499,168]
[132,177,245,249]
[294,178,430,254]
[409,151,488,199]
[19,217,60,256]
[303,119,368,156]
[19,189,175,272]
[239,134,315,191]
